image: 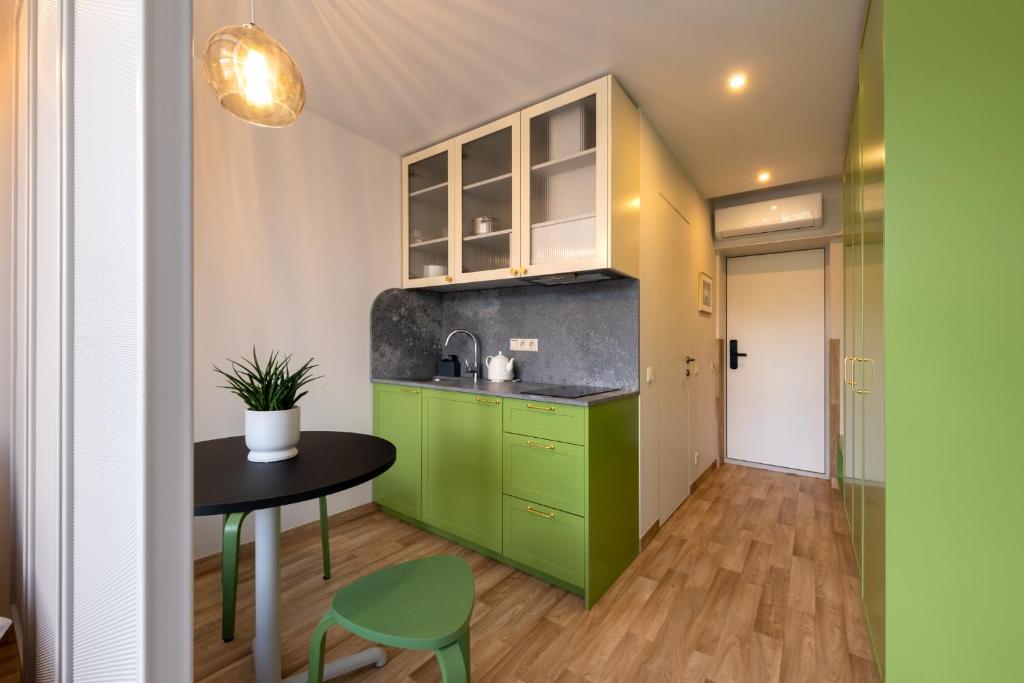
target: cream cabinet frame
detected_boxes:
[453,113,522,284]
[402,139,456,288]
[401,75,639,289]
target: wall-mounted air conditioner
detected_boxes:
[714,192,823,239]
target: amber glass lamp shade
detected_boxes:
[202,23,305,127]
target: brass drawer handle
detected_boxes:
[475,397,500,405]
[525,403,555,412]
[526,506,555,519]
[399,387,420,394]
[526,440,555,450]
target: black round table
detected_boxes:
[193,431,395,683]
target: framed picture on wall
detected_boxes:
[698,272,713,314]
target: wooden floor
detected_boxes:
[0,628,19,682]
[194,464,879,682]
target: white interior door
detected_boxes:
[726,250,825,473]
[655,196,692,522]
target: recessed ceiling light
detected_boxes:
[770,204,778,210]
[757,170,772,183]
[727,72,748,92]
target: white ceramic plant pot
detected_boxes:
[245,407,300,463]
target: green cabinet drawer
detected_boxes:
[503,495,584,587]
[372,384,423,519]
[503,433,584,515]
[503,398,585,445]
[422,390,503,553]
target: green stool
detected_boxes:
[307,555,475,683]
[221,497,331,641]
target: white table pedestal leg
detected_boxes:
[252,505,388,683]
[254,507,282,683]
[281,647,387,683]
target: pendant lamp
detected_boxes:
[202,0,305,127]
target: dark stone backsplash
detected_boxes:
[370,280,638,391]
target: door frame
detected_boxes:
[722,247,830,478]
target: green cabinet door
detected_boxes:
[503,495,584,587]
[372,384,423,518]
[422,390,503,553]
[503,433,584,515]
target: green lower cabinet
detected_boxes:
[373,384,638,609]
[372,384,422,518]
[503,495,584,587]
[422,389,503,554]
[503,433,584,515]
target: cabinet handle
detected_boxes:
[854,357,876,395]
[526,440,556,450]
[521,268,528,275]
[475,397,500,405]
[510,268,519,276]
[526,506,555,519]
[444,275,453,283]
[399,387,420,394]
[525,403,555,412]
[843,356,856,386]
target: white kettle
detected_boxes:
[484,351,515,382]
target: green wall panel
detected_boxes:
[886,1,1024,680]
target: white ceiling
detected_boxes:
[196,0,867,198]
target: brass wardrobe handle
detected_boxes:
[526,403,555,412]
[843,356,857,386]
[854,357,876,395]
[526,440,556,450]
[475,397,500,405]
[526,506,555,519]
[399,387,420,394]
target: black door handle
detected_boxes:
[685,356,696,364]
[729,339,748,370]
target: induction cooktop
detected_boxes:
[525,385,617,399]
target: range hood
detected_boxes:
[520,269,625,286]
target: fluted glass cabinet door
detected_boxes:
[403,141,455,288]
[455,113,520,283]
[521,79,608,277]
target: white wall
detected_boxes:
[192,59,400,558]
[637,114,719,535]
[712,178,845,477]
[0,0,15,621]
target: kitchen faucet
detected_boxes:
[444,329,480,382]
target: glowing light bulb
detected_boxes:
[757,170,772,183]
[202,23,305,127]
[242,49,272,106]
[727,72,748,92]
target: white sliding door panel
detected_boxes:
[9,1,193,680]
[726,250,826,474]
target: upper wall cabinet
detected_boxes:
[402,76,640,289]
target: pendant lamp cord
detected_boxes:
[250,0,256,25]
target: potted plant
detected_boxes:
[214,348,321,463]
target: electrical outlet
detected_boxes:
[510,338,538,352]
[646,367,655,384]
[693,452,700,465]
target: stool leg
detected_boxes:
[319,497,331,579]
[307,613,337,683]
[435,631,470,683]
[221,511,249,642]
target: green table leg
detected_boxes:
[221,511,249,642]
[319,497,330,580]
